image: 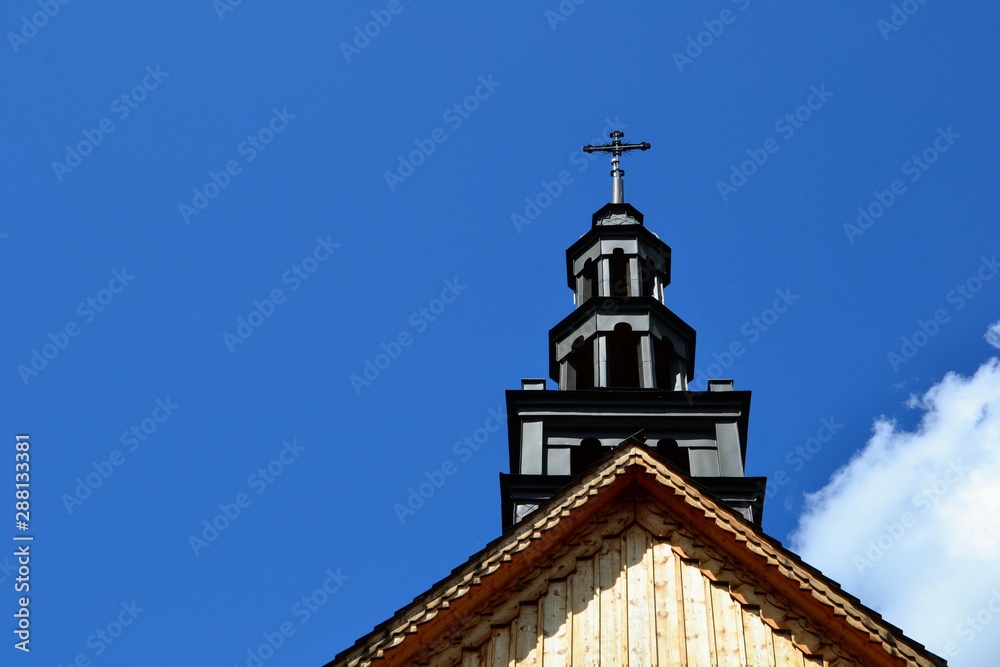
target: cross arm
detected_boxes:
[582,142,651,154]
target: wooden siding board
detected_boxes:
[625,525,655,667]
[681,559,713,667]
[705,577,719,667]
[542,580,569,667]
[514,603,540,667]
[743,605,776,667]
[673,548,689,666]
[652,540,684,666]
[773,630,805,667]
[489,625,512,667]
[711,580,747,667]
[570,559,599,666]
[599,537,626,666]
[462,648,480,667]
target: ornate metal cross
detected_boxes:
[583,130,651,204]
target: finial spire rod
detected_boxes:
[582,130,650,204]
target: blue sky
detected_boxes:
[3,1,999,665]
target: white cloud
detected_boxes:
[986,320,1000,350]
[790,334,1000,666]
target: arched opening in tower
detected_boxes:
[567,336,595,390]
[653,335,676,390]
[610,248,629,297]
[579,258,597,302]
[641,255,657,298]
[656,438,690,474]
[571,437,604,474]
[608,323,641,387]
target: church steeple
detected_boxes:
[552,133,693,392]
[500,131,765,530]
[326,131,945,667]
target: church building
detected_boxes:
[323,133,946,667]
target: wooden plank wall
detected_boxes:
[451,524,831,667]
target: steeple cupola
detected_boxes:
[551,201,695,393]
